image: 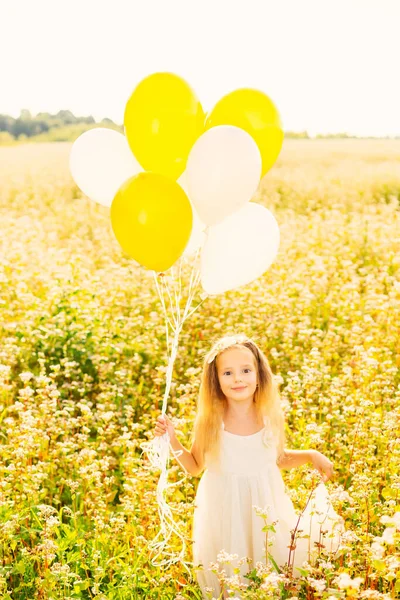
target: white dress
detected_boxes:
[192,417,345,599]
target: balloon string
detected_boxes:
[141,251,206,576]
[182,252,205,322]
[161,322,181,414]
[186,246,200,300]
[184,295,207,321]
[165,316,170,357]
[162,273,179,330]
[139,433,195,579]
[153,272,176,333]
[179,247,200,319]
[178,253,183,313]
[171,265,181,324]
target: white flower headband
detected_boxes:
[207,334,252,364]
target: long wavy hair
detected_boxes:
[189,334,287,468]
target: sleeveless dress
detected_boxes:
[191,416,345,599]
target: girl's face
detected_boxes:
[216,347,258,402]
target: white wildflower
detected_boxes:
[307,577,326,593]
[381,527,396,544]
[216,549,239,563]
[19,371,34,383]
[381,511,400,530]
[334,572,363,590]
[370,541,385,559]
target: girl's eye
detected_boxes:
[223,369,251,375]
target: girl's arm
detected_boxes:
[155,414,202,476]
[169,434,202,476]
[276,449,315,470]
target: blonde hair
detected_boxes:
[189,334,287,468]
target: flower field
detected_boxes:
[0,139,400,599]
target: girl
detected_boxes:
[154,334,345,599]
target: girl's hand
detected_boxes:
[310,450,335,482]
[154,414,176,441]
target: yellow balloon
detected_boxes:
[111,172,193,272]
[205,88,283,177]
[124,72,205,180]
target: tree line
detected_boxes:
[0,110,398,143]
[0,110,122,142]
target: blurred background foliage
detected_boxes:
[3,109,399,145]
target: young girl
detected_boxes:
[154,334,345,599]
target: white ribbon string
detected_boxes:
[140,249,207,579]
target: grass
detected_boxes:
[0,139,399,599]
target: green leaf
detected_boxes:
[295,566,309,577]
[382,487,396,499]
[268,553,282,574]
[372,559,386,571]
[13,561,25,575]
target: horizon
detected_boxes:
[3,0,400,138]
[4,108,400,139]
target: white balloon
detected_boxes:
[201,203,280,295]
[69,128,141,206]
[186,125,262,226]
[177,171,207,256]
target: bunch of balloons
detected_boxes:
[69,72,283,573]
[70,72,282,295]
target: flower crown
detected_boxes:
[207,334,252,364]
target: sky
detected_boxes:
[3,0,400,137]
